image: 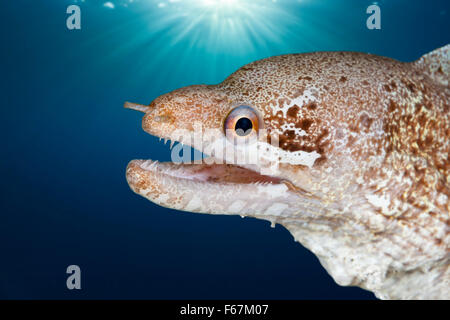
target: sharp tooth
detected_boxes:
[143,160,157,170]
[170,140,175,149]
[150,160,158,170]
[141,160,151,169]
[164,138,168,144]
[159,137,162,142]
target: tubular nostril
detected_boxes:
[124,101,151,113]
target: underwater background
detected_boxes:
[1,0,448,299]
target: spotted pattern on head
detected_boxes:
[216,50,449,246]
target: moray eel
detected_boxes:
[125,45,449,299]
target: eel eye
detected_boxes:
[224,105,260,139]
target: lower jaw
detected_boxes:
[125,159,301,215]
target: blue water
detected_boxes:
[1,0,448,299]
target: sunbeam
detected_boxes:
[145,0,301,52]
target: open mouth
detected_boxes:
[124,101,302,216]
[125,135,298,214]
[127,150,283,189]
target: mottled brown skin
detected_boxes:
[126,46,449,299]
[219,51,449,233]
